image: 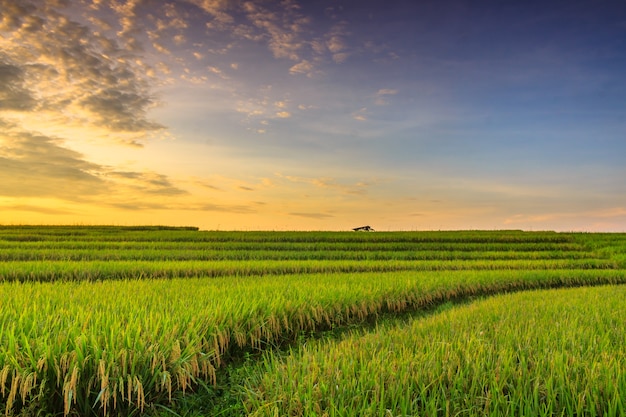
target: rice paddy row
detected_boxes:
[243,285,626,416]
[0,258,619,283]
[0,227,578,243]
[0,248,594,262]
[0,226,624,416]
[0,238,591,252]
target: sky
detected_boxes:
[1,0,625,231]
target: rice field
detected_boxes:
[0,226,624,416]
[244,285,626,416]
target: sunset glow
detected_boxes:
[1,0,625,231]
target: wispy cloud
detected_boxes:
[504,207,626,226]
[352,107,369,121]
[289,212,334,219]
[107,171,188,196]
[374,89,398,105]
[107,200,256,214]
[3,204,76,215]
[377,89,398,95]
[276,173,375,196]
[289,59,316,77]
[190,178,223,191]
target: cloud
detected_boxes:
[0,124,188,207]
[152,41,171,54]
[196,203,256,213]
[183,0,355,79]
[81,88,164,133]
[188,0,235,31]
[181,73,209,85]
[242,1,308,61]
[374,89,398,105]
[0,61,36,111]
[289,212,334,219]
[276,173,374,196]
[0,1,37,32]
[352,107,368,121]
[0,0,164,137]
[331,52,349,63]
[108,171,188,196]
[289,59,314,76]
[207,66,229,79]
[504,207,626,226]
[87,15,113,31]
[326,35,346,54]
[188,0,311,64]
[236,93,295,127]
[3,204,75,215]
[0,129,107,200]
[377,89,398,96]
[155,62,172,75]
[325,21,351,64]
[107,199,257,214]
[109,0,144,42]
[0,0,303,223]
[191,178,223,191]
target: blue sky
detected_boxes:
[1,0,625,230]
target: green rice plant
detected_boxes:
[0,227,624,416]
[243,285,626,417]
[1,269,626,415]
[0,227,585,245]
[0,238,590,253]
[0,238,598,262]
[0,258,620,283]
[0,247,595,262]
